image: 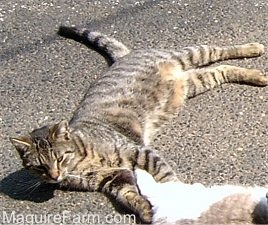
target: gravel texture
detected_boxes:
[0,0,267,224]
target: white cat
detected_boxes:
[135,169,268,224]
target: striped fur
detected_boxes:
[10,26,268,224]
[58,26,130,65]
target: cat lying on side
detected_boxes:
[10,25,268,224]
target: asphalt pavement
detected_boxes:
[0,0,267,224]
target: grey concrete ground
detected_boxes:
[0,0,267,224]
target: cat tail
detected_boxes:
[57,26,130,65]
[185,65,268,98]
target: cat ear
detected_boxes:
[50,120,70,141]
[10,136,32,157]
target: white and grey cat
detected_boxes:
[10,25,268,224]
[136,169,268,224]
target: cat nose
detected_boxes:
[49,170,61,182]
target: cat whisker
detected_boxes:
[26,182,42,195]
[16,178,41,187]
[15,180,42,195]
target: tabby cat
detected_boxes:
[10,26,268,224]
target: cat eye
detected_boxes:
[34,165,47,171]
[57,156,64,162]
[65,150,74,154]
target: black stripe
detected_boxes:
[218,47,224,60]
[152,161,166,177]
[210,71,219,86]
[80,30,116,65]
[81,29,90,36]
[58,26,83,42]
[175,55,186,70]
[208,47,214,62]
[209,46,214,62]
[131,149,140,168]
[114,145,123,166]
[79,176,83,187]
[199,45,207,65]
[122,189,136,197]
[98,175,114,192]
[93,36,102,46]
[219,69,228,83]
[158,171,174,182]
[76,134,89,157]
[100,156,106,166]
[185,48,194,66]
[72,136,89,171]
[152,155,161,173]
[143,149,151,171]
[196,73,207,88]
[187,77,197,98]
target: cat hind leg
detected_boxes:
[171,43,265,70]
[185,65,268,98]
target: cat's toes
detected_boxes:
[261,76,268,86]
[139,199,154,224]
[140,209,153,224]
[256,71,268,86]
[246,69,268,86]
[242,43,265,56]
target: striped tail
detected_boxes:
[58,26,130,65]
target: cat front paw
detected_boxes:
[138,198,154,224]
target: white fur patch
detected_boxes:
[135,169,268,223]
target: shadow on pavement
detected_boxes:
[1,170,143,223]
[0,169,57,203]
[1,169,144,222]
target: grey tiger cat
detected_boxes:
[10,26,268,224]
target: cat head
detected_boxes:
[10,120,76,183]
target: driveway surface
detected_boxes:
[0,0,267,224]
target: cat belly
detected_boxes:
[135,169,268,223]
